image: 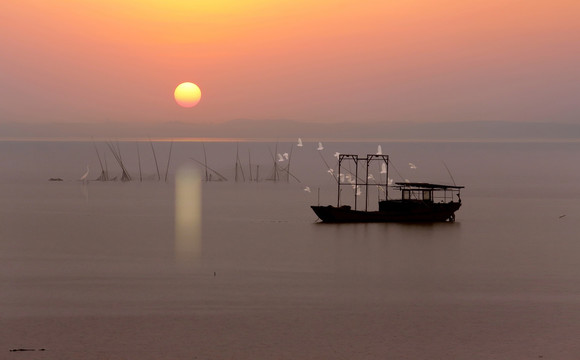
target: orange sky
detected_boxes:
[1,0,579,127]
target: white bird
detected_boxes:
[356,186,362,196]
[283,153,289,160]
[80,165,89,182]
[405,179,410,183]
[277,153,285,162]
[297,138,303,147]
[380,163,387,174]
[388,177,394,185]
[317,142,324,151]
[368,174,375,180]
[334,152,340,159]
[339,173,345,182]
[327,168,334,175]
[377,145,382,155]
[304,186,311,193]
[409,162,417,169]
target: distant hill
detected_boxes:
[1,119,579,141]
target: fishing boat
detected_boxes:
[311,154,464,223]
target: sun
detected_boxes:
[174,82,202,108]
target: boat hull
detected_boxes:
[311,201,461,223]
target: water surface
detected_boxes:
[1,140,579,359]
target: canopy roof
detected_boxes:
[395,182,464,189]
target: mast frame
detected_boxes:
[337,154,389,211]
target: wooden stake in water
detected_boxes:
[149,138,161,181]
[136,142,142,182]
[164,140,174,183]
[93,140,107,181]
[248,149,253,181]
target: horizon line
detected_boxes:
[1,137,579,143]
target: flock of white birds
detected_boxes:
[288,138,418,196]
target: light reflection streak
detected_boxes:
[175,165,202,264]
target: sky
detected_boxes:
[1,0,580,130]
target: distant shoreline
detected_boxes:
[1,119,579,142]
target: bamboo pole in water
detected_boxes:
[149,138,161,181]
[202,143,209,182]
[164,140,174,183]
[136,142,142,182]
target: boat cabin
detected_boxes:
[394,182,463,204]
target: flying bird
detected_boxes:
[327,168,334,175]
[368,174,375,180]
[80,165,89,182]
[409,163,417,169]
[283,153,289,160]
[277,153,285,162]
[380,163,387,174]
[297,138,303,147]
[377,145,382,155]
[388,177,394,185]
[559,214,567,219]
[304,186,311,193]
[317,142,324,151]
[334,152,340,159]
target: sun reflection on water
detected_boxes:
[175,165,202,264]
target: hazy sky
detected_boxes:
[1,0,579,127]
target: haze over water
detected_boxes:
[1,140,579,359]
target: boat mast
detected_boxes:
[365,155,370,211]
[337,155,342,207]
[354,156,359,210]
[338,154,389,210]
[386,155,389,200]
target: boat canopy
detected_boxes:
[394,182,464,190]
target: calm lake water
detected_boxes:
[1,140,579,359]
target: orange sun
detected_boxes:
[174,82,202,108]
